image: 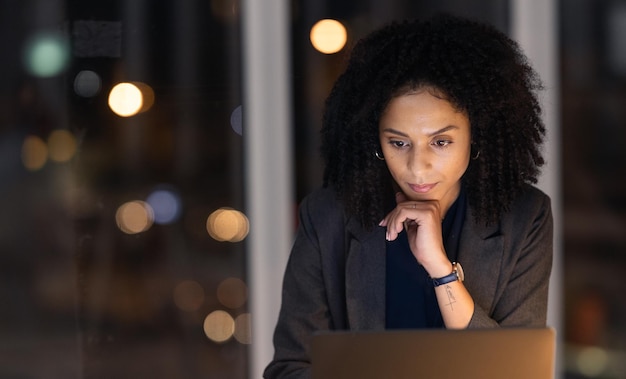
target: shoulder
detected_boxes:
[499,184,553,240]
[296,186,348,236]
[467,184,551,229]
[299,186,345,220]
[508,184,552,219]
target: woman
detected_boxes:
[264,13,553,378]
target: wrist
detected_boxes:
[423,258,453,279]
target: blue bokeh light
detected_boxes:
[146,186,182,225]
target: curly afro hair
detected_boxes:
[320,14,545,227]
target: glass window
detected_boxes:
[561,1,626,378]
[1,1,248,377]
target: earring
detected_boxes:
[375,151,385,161]
[472,150,481,160]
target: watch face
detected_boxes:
[454,262,465,282]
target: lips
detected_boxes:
[408,183,437,193]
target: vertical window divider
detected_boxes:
[242,1,293,378]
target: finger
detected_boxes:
[380,211,400,240]
[387,210,412,241]
[379,192,406,227]
[381,192,416,239]
[380,193,409,238]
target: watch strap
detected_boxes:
[432,263,461,287]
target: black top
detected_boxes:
[385,188,467,329]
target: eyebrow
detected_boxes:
[381,125,460,137]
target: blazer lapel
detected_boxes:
[457,208,504,315]
[344,217,387,331]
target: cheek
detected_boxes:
[434,151,470,178]
[458,158,471,176]
[449,153,471,177]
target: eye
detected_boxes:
[433,139,452,147]
[389,140,409,148]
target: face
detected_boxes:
[379,89,471,215]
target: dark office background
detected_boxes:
[1,0,624,378]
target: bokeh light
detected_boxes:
[146,186,182,225]
[108,82,143,117]
[108,82,154,117]
[173,280,205,312]
[577,347,609,377]
[21,135,48,171]
[203,310,235,343]
[47,130,77,162]
[216,277,248,309]
[230,105,243,136]
[74,70,102,97]
[310,19,348,54]
[206,208,249,242]
[116,200,154,234]
[133,82,155,113]
[23,31,70,77]
[234,313,252,344]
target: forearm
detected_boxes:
[434,280,474,329]
[424,258,475,329]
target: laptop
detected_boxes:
[311,327,555,379]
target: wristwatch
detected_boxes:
[432,262,464,287]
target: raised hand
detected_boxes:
[379,191,452,278]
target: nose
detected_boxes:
[408,146,431,175]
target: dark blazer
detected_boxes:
[264,184,553,379]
